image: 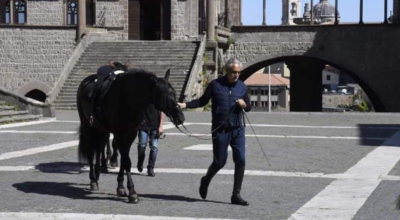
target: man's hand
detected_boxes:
[178,102,187,109]
[236,99,246,109]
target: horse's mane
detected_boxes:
[125,68,157,78]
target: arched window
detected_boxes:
[67,0,78,25]
[0,0,11,24]
[14,0,26,24]
[67,0,95,25]
[290,3,297,17]
[5,1,10,23]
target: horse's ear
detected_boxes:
[164,69,170,82]
[109,61,115,69]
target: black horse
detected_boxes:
[77,68,185,203]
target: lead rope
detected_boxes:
[243,111,271,167]
[174,107,237,140]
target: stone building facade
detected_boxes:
[0,0,242,102]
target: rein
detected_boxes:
[174,106,237,140]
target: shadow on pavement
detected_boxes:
[139,193,230,205]
[12,181,123,202]
[35,162,85,174]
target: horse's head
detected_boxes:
[152,70,185,126]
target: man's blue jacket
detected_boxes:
[186,76,251,130]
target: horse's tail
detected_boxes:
[77,75,96,164]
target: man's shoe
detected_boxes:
[231,194,249,206]
[147,167,155,177]
[199,176,209,199]
[137,161,143,173]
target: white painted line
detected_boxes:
[3,166,400,182]
[165,132,387,141]
[179,122,400,130]
[54,120,80,123]
[184,144,231,151]
[54,121,400,130]
[0,118,56,129]
[0,130,76,134]
[0,212,239,220]
[0,140,78,161]
[288,130,400,220]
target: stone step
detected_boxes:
[0,114,42,124]
[0,106,15,111]
[0,110,29,117]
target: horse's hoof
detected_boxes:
[90,182,99,191]
[110,161,118,168]
[117,188,127,197]
[128,195,140,204]
[101,166,108,173]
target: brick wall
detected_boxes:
[171,0,198,40]
[28,1,63,25]
[0,28,76,93]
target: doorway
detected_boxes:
[140,0,161,40]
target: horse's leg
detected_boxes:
[110,137,119,167]
[106,136,112,164]
[88,150,99,191]
[114,136,126,196]
[116,132,139,203]
[100,133,110,173]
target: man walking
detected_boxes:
[178,58,251,206]
[137,104,165,177]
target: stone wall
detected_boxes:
[28,1,63,25]
[171,0,198,40]
[227,0,241,27]
[0,27,76,94]
[227,25,400,111]
[96,0,128,31]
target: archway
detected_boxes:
[25,89,46,102]
[239,56,382,112]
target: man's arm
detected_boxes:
[178,81,213,109]
[158,112,165,134]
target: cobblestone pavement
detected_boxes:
[0,111,400,220]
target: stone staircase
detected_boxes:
[0,101,42,124]
[54,41,200,110]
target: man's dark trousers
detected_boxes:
[204,127,246,194]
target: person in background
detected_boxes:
[137,104,165,177]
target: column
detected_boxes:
[10,0,14,24]
[77,0,87,42]
[286,59,325,112]
[359,0,364,24]
[206,0,215,41]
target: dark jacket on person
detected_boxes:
[186,76,251,130]
[138,104,161,130]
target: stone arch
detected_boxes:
[239,54,383,112]
[17,81,51,103]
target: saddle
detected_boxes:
[89,70,125,130]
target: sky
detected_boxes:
[242,0,394,25]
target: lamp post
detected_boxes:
[262,0,267,25]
